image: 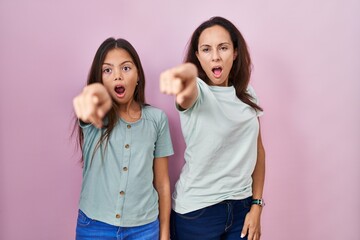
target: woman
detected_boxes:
[160,16,265,240]
[73,37,173,240]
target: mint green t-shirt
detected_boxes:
[79,106,174,227]
[172,78,263,214]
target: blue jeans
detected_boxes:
[170,197,252,240]
[76,210,159,240]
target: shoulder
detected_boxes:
[246,84,257,95]
[142,105,169,122]
[246,84,259,100]
[245,85,263,113]
[196,77,208,89]
[196,77,213,98]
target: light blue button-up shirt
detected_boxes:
[79,106,174,227]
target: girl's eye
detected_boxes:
[202,48,210,53]
[122,66,131,71]
[220,46,228,51]
[103,68,112,74]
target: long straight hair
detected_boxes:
[184,16,263,112]
[73,38,147,164]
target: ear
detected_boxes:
[196,51,199,60]
[233,49,238,61]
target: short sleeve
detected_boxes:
[246,85,264,117]
[154,111,174,158]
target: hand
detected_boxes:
[159,63,198,107]
[159,68,185,96]
[241,205,262,240]
[73,83,112,128]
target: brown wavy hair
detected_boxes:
[184,16,263,112]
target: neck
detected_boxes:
[118,100,141,122]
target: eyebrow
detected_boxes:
[102,60,134,66]
[199,42,231,48]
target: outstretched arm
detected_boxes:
[73,83,112,128]
[160,63,198,110]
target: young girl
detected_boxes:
[73,38,173,240]
[160,17,265,240]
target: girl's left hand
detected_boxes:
[241,205,262,240]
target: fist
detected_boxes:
[73,83,112,128]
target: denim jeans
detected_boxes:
[76,210,159,240]
[170,197,252,240]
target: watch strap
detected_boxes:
[252,198,265,207]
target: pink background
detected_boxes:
[1,0,359,239]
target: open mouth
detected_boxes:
[114,85,125,95]
[212,67,222,77]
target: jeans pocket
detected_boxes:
[176,208,207,220]
[77,210,92,227]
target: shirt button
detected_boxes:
[116,214,121,219]
[120,191,125,196]
[123,167,128,171]
[125,144,130,149]
[127,124,131,129]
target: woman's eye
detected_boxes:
[202,48,209,53]
[220,46,228,51]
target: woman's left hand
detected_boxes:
[241,205,262,240]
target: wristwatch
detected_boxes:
[252,198,265,207]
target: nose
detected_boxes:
[211,50,220,62]
[114,68,122,81]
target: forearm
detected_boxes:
[153,157,171,240]
[175,63,198,109]
[252,146,265,200]
[176,62,198,81]
[252,121,265,200]
[157,183,171,240]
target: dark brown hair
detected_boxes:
[184,16,263,111]
[74,38,147,164]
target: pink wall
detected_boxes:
[1,0,359,239]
